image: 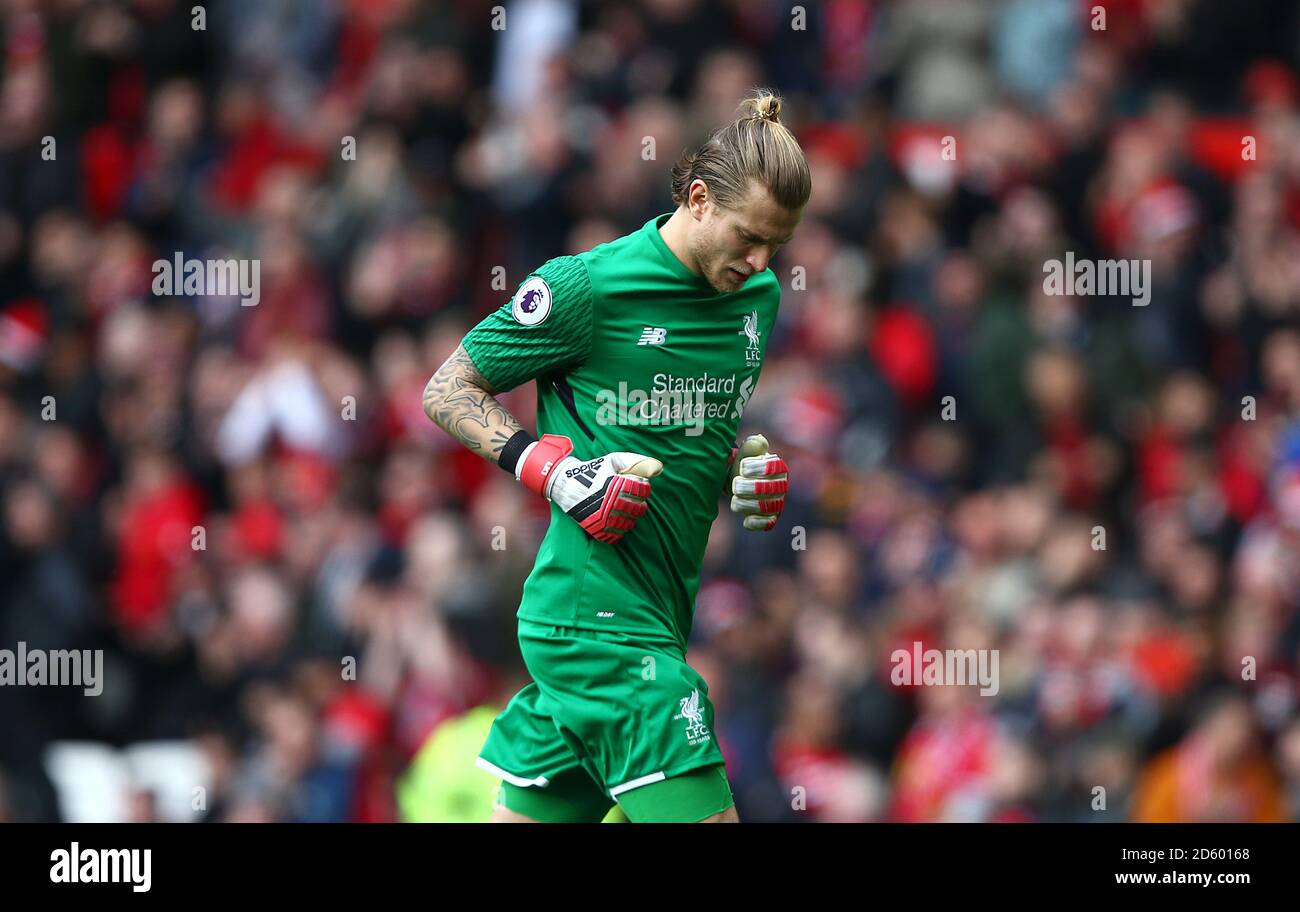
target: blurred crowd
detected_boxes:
[2,0,1300,823]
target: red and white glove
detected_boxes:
[516,434,663,543]
[729,434,788,531]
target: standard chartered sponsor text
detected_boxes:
[596,373,740,436]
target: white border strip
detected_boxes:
[609,770,666,798]
[476,757,550,788]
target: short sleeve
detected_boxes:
[460,256,594,392]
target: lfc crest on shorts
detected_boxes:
[672,688,711,746]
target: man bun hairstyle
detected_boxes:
[670,88,812,213]
[741,91,783,123]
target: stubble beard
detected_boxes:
[689,227,731,294]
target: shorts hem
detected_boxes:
[608,758,727,800]
[608,770,666,797]
[476,756,551,788]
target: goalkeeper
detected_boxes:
[423,89,810,823]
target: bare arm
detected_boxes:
[422,343,524,465]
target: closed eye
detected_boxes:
[740,228,791,248]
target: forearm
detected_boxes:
[422,343,657,542]
[422,343,524,466]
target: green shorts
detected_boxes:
[477,619,734,823]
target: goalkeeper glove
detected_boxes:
[509,433,662,543]
[729,434,788,531]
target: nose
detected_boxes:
[746,250,769,274]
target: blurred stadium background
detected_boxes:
[1,0,1299,823]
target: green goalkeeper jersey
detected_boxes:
[461,213,779,649]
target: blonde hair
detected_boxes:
[670,88,812,212]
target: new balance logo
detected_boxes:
[637,327,667,346]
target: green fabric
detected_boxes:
[461,255,595,393]
[616,763,734,823]
[478,621,727,811]
[496,766,619,824]
[496,763,730,824]
[460,213,781,651]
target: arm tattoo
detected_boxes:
[423,344,524,464]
